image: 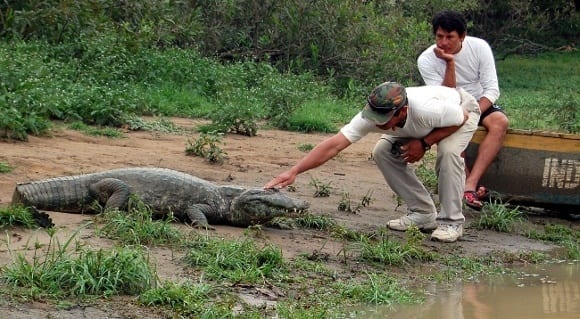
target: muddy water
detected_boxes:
[356,261,580,319]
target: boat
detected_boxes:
[464,128,579,213]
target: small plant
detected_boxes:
[358,232,409,266]
[0,205,38,228]
[244,224,266,238]
[2,227,155,298]
[208,102,259,137]
[525,224,580,259]
[335,272,420,305]
[337,191,362,214]
[392,194,404,211]
[471,200,525,232]
[403,225,434,261]
[0,161,13,173]
[293,213,337,231]
[67,121,123,138]
[310,178,332,197]
[183,234,286,283]
[139,281,218,316]
[95,196,183,246]
[361,189,374,207]
[185,132,227,164]
[297,143,314,152]
[123,115,183,133]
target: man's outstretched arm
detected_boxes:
[264,133,352,189]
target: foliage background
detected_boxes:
[0,0,578,139]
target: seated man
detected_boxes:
[264,82,480,243]
[417,10,509,210]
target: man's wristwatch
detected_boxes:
[420,138,431,151]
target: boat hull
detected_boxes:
[464,129,579,211]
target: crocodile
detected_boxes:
[11,167,310,228]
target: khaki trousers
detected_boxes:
[372,89,481,223]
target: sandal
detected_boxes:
[476,185,490,201]
[464,191,483,211]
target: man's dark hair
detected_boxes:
[432,10,467,35]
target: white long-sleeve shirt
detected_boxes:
[417,36,500,103]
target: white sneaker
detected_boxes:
[431,223,463,243]
[387,212,438,231]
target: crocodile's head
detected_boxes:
[228,188,310,227]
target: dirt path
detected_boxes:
[0,118,568,317]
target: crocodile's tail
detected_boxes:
[29,206,55,228]
[12,176,93,213]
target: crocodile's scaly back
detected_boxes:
[12,168,228,220]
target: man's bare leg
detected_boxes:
[465,112,509,193]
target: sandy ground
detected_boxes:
[0,118,571,318]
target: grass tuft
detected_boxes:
[2,227,155,298]
[470,201,525,232]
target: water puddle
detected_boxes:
[356,261,580,319]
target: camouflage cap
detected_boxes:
[361,82,408,125]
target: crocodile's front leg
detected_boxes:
[89,178,131,211]
[185,204,215,230]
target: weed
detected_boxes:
[2,227,155,298]
[0,205,39,229]
[310,177,332,197]
[525,224,580,259]
[435,256,506,281]
[208,102,259,137]
[470,200,525,232]
[95,196,183,246]
[337,191,360,214]
[393,194,404,210]
[123,115,183,134]
[139,281,223,317]
[185,132,227,164]
[297,143,314,152]
[361,189,374,207]
[338,189,374,214]
[358,232,414,266]
[244,224,267,238]
[336,272,421,305]
[0,161,13,173]
[294,213,337,231]
[183,234,285,283]
[67,121,123,138]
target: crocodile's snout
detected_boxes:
[230,188,310,226]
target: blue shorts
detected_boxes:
[479,104,505,126]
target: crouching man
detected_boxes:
[264,82,480,242]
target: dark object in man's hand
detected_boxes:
[391,141,404,157]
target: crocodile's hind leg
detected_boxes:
[89,178,131,211]
[185,204,215,230]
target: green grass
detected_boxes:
[0,205,38,229]
[182,234,286,283]
[4,40,576,141]
[498,51,580,133]
[67,121,124,138]
[95,197,184,246]
[0,161,13,173]
[525,223,580,259]
[470,200,525,232]
[0,207,568,318]
[2,228,155,299]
